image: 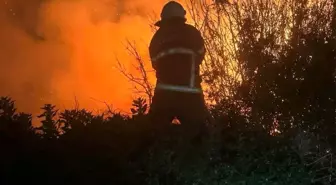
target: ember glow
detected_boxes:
[0,0,181,116]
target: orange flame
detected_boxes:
[1,0,185,117]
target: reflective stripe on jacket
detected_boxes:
[151,47,205,62]
[149,22,205,93]
[151,47,202,93]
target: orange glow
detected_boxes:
[0,0,180,118]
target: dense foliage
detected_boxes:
[0,95,335,185]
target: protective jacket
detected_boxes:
[149,19,206,93]
[148,19,207,126]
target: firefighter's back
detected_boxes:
[150,22,204,88]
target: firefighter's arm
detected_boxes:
[196,33,206,64]
[188,25,206,63]
[149,35,158,70]
[197,39,206,61]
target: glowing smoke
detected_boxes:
[0,0,169,116]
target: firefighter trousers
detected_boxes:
[148,88,208,144]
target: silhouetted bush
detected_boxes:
[0,96,335,185]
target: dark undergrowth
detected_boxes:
[0,96,335,185]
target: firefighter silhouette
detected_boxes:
[148,1,208,132]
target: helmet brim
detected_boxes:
[154,17,186,27]
[154,20,162,27]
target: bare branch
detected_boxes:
[116,40,154,105]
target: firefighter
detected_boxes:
[148,1,208,140]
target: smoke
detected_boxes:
[0,0,167,117]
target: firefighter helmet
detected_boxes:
[155,1,186,26]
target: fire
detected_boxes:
[0,0,175,117]
[46,0,155,113]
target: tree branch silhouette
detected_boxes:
[116,40,154,105]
